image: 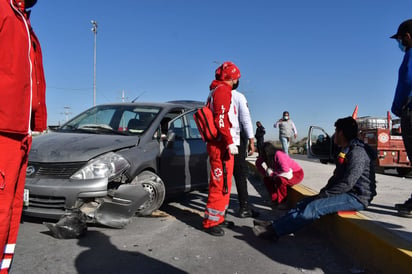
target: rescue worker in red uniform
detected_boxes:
[203,62,240,236]
[0,1,47,272]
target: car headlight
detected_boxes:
[71,152,130,180]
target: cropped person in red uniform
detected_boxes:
[203,62,240,236]
[0,0,47,272]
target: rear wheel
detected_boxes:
[375,166,385,174]
[133,171,166,216]
[396,167,412,176]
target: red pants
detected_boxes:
[0,133,31,273]
[263,169,304,204]
[203,142,233,229]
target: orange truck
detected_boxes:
[307,107,412,175]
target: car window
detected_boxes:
[186,111,202,139]
[169,110,202,140]
[118,110,138,131]
[77,108,116,128]
[170,117,185,139]
[60,105,161,135]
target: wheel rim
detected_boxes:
[138,181,156,210]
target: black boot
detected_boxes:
[219,220,235,228]
[252,219,278,241]
[239,204,260,218]
[204,225,225,236]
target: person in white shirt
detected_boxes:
[230,89,259,218]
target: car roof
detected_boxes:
[97,100,204,109]
[166,100,205,108]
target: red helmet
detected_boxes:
[215,61,241,81]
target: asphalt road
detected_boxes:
[11,159,369,274]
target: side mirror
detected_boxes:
[164,131,176,148]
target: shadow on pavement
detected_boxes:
[161,174,358,273]
[232,225,356,274]
[366,203,403,217]
[75,230,187,274]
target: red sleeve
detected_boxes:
[212,85,233,147]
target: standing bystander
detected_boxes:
[390,19,412,218]
[273,111,297,155]
[231,89,258,218]
[255,121,265,157]
[0,0,47,272]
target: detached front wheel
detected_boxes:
[133,171,166,216]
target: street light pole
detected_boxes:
[91,20,98,106]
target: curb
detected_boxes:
[247,161,412,273]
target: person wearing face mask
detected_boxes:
[390,19,412,218]
[0,0,47,272]
[273,111,297,155]
[202,62,240,236]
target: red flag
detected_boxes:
[352,105,358,119]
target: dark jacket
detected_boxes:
[255,126,265,141]
[319,138,377,207]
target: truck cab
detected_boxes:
[307,115,412,176]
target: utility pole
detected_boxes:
[121,89,129,102]
[91,20,98,106]
[61,106,72,122]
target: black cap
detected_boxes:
[391,19,412,39]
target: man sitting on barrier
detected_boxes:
[253,116,377,241]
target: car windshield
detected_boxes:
[59,105,161,135]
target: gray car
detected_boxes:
[24,101,209,228]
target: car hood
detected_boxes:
[29,132,139,162]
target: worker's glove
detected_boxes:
[228,144,239,155]
[266,168,274,177]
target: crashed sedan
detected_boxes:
[24,101,209,228]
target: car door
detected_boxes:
[307,126,334,164]
[159,109,208,195]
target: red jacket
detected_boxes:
[0,0,47,134]
[209,80,233,147]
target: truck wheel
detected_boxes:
[133,171,166,216]
[375,166,385,174]
[396,167,412,176]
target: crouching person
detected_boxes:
[255,142,304,208]
[253,117,377,241]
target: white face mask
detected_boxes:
[398,39,406,52]
[283,116,289,120]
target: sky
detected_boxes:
[29,0,412,141]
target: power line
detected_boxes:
[48,86,92,91]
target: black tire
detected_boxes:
[396,167,412,176]
[375,166,385,174]
[133,171,166,216]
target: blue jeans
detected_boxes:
[272,193,365,237]
[279,136,289,155]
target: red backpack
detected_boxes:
[193,101,219,142]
